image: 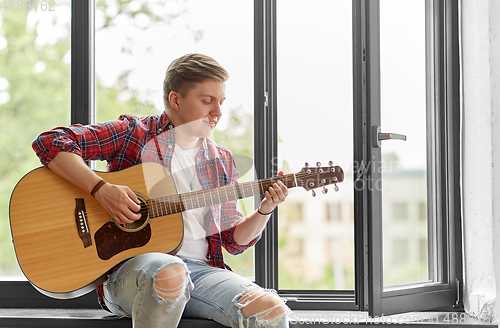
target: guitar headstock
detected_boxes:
[296,161,344,196]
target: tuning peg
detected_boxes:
[322,186,328,194]
[311,190,316,197]
[328,160,334,166]
[334,184,339,192]
[304,162,312,174]
[316,161,321,167]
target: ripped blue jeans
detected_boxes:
[102,253,290,328]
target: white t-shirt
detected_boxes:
[170,144,209,262]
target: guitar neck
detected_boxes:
[147,174,298,218]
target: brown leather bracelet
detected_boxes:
[90,179,107,197]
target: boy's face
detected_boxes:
[171,79,226,139]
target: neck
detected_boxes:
[174,127,201,150]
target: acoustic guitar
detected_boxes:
[9,162,343,299]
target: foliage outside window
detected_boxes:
[0,2,71,278]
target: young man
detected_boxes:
[32,54,290,328]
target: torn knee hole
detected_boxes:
[153,263,187,301]
[237,288,287,321]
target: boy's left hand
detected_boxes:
[259,171,288,214]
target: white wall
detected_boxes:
[462,0,500,322]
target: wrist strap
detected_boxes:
[258,207,275,216]
[91,179,107,197]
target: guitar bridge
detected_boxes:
[75,198,92,248]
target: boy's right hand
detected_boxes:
[94,183,142,225]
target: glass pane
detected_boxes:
[380,0,430,287]
[277,0,354,290]
[0,2,71,280]
[94,0,254,278]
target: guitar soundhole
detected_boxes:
[116,198,150,232]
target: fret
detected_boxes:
[147,200,153,218]
[147,201,154,218]
[252,181,259,196]
[155,199,160,217]
[213,190,220,205]
[160,199,165,216]
[193,191,200,210]
[222,185,227,202]
[197,191,204,207]
[186,195,191,210]
[150,199,157,218]
[223,185,230,202]
[203,190,212,206]
[240,182,248,198]
[173,195,183,213]
[180,194,188,211]
[261,179,268,193]
[244,182,252,197]
[251,181,259,196]
[166,200,172,215]
[239,185,247,198]
[190,194,195,210]
[186,192,198,210]
[155,199,161,216]
[239,184,245,199]
[233,184,241,200]
[191,193,196,209]
[155,199,161,217]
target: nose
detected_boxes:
[211,102,222,121]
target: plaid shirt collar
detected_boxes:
[155,112,215,170]
[156,111,174,133]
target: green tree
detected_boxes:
[0,3,177,274]
[0,7,71,275]
[0,1,256,277]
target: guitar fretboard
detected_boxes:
[146,174,298,218]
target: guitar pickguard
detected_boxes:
[94,221,151,260]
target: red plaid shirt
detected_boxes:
[32,112,259,310]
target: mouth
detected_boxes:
[203,120,216,128]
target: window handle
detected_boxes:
[373,126,407,148]
[378,133,407,141]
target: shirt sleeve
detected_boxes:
[222,224,261,255]
[32,118,134,167]
[219,155,262,255]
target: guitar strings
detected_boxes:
[145,168,341,217]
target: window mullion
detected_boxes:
[71,0,94,126]
[254,0,278,290]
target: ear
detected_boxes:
[168,91,181,111]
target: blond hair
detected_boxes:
[163,54,229,109]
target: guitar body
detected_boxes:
[9,163,183,299]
